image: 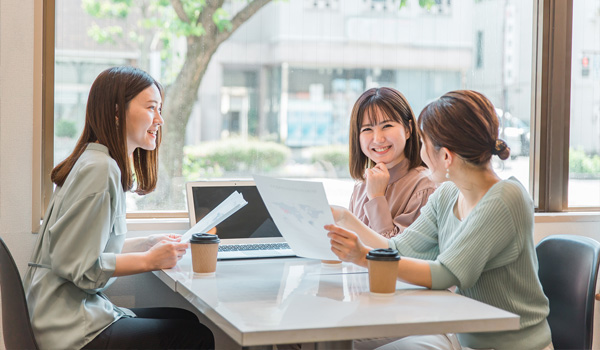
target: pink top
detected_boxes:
[349,159,436,238]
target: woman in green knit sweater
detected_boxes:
[326,90,552,350]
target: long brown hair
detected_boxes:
[348,87,423,180]
[418,90,510,166]
[51,66,163,195]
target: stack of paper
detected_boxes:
[181,191,248,242]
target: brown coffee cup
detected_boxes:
[366,248,401,296]
[190,233,220,276]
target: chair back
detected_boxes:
[0,237,39,349]
[537,234,600,350]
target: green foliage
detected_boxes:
[82,1,235,42]
[213,8,233,33]
[82,0,131,18]
[181,0,206,23]
[184,139,290,176]
[81,0,239,84]
[418,0,437,10]
[143,16,206,38]
[55,119,78,138]
[569,148,600,177]
[309,144,349,171]
[87,24,123,44]
[399,0,437,10]
[182,155,224,181]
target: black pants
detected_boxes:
[83,307,215,349]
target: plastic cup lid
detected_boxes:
[366,248,401,261]
[190,233,220,244]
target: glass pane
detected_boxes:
[569,0,600,208]
[54,0,534,213]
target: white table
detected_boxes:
[154,256,520,348]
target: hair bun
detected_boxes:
[493,139,510,160]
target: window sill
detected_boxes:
[534,212,600,223]
[124,212,600,233]
[127,218,189,233]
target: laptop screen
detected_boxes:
[186,181,283,240]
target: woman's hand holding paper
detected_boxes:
[325,224,370,268]
[145,233,182,251]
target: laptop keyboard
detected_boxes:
[218,242,291,252]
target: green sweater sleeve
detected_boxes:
[428,260,459,289]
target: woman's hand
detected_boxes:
[330,205,350,225]
[325,224,370,268]
[145,240,189,270]
[115,239,188,276]
[365,163,390,200]
[329,205,390,250]
[145,233,182,251]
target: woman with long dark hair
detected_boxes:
[24,66,214,350]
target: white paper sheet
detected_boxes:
[181,191,248,243]
[253,175,338,260]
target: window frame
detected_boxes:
[33,0,56,233]
[35,0,598,231]
[531,0,574,212]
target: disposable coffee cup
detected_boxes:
[366,248,401,296]
[190,233,220,276]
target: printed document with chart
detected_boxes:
[253,175,338,260]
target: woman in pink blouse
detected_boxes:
[348,87,436,238]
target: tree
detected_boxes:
[82,0,439,208]
[83,0,273,207]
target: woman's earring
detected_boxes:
[445,168,450,179]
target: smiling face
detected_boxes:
[125,84,163,156]
[359,107,410,169]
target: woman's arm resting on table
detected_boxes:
[397,257,432,289]
[326,223,432,288]
[114,241,188,276]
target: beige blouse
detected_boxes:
[349,159,437,238]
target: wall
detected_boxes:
[0,0,599,349]
[0,0,37,340]
[0,0,40,347]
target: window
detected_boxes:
[476,31,484,69]
[569,0,600,208]
[42,0,598,220]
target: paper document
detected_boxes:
[181,191,248,242]
[253,175,338,260]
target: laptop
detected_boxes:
[186,180,297,260]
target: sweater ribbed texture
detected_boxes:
[390,177,552,350]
